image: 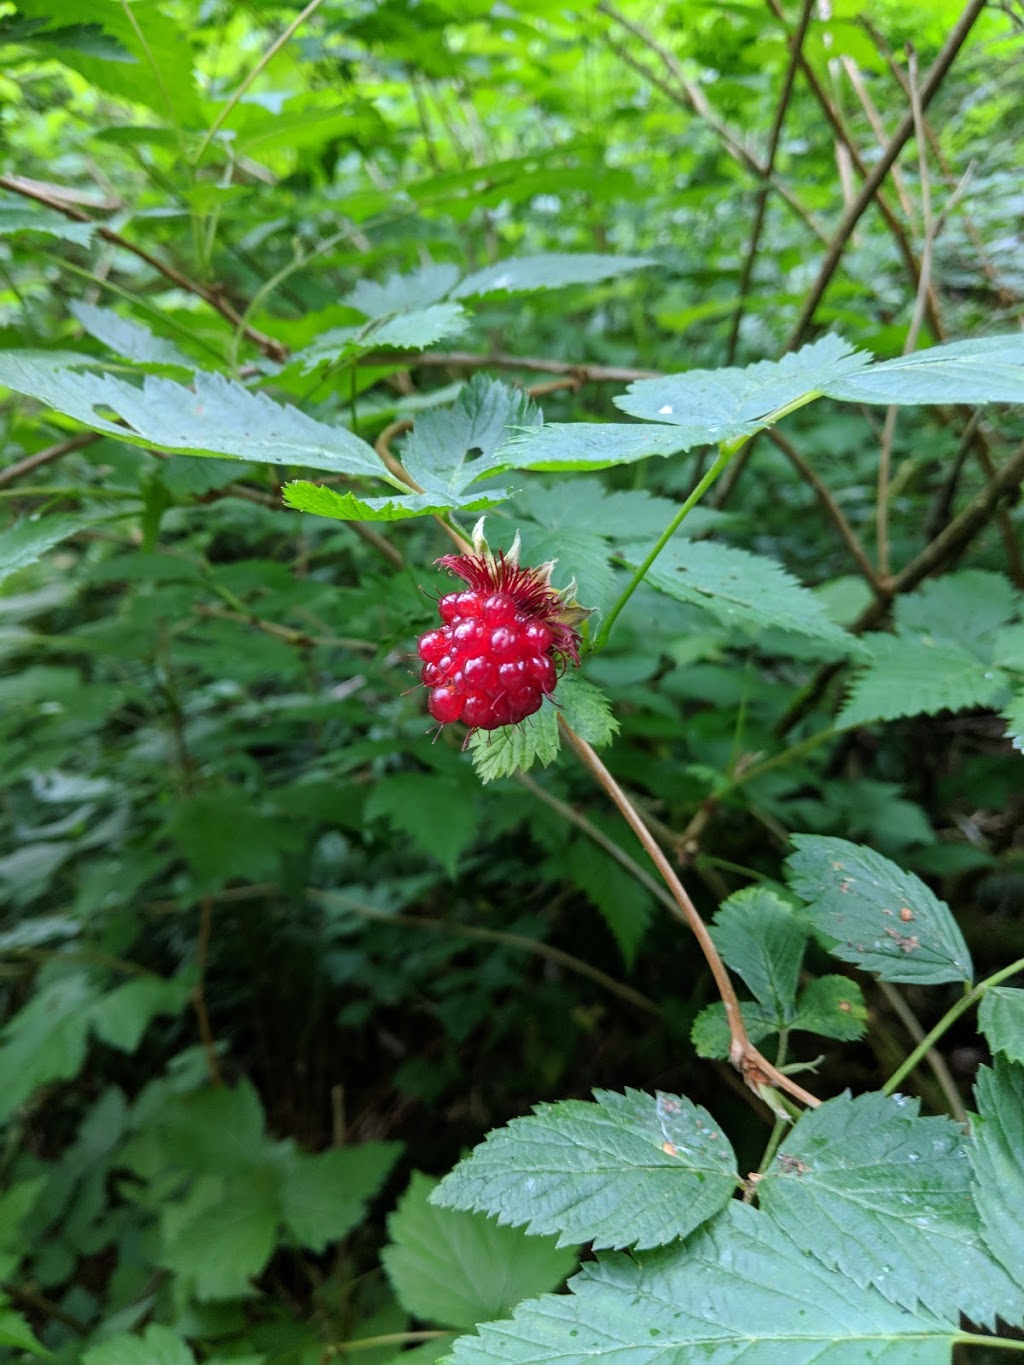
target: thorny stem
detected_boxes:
[883,957,1024,1100]
[559,718,820,1109]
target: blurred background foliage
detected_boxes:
[0,0,1022,1358]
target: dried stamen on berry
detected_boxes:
[417,522,589,733]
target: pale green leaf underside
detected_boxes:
[288,303,466,371]
[0,352,383,476]
[69,301,193,368]
[786,834,973,985]
[0,201,96,245]
[631,539,853,645]
[347,263,461,316]
[978,988,1024,1064]
[970,1058,1024,1285]
[282,481,508,522]
[499,421,693,471]
[431,1088,738,1250]
[0,515,92,588]
[759,1091,1024,1328]
[838,634,1007,728]
[616,335,867,428]
[823,334,1024,405]
[446,1202,956,1365]
[383,1173,577,1330]
[450,253,653,300]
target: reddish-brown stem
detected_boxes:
[0,431,99,487]
[0,174,288,362]
[559,717,820,1108]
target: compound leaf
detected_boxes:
[446,1202,956,1365]
[758,1090,1024,1327]
[282,481,508,522]
[431,1088,738,1250]
[615,334,868,434]
[0,353,383,476]
[402,374,539,495]
[823,334,1024,406]
[786,835,973,985]
[383,1172,577,1329]
[499,422,693,472]
[69,301,193,368]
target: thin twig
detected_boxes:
[193,602,378,653]
[787,0,987,347]
[309,890,663,1018]
[727,0,816,362]
[0,174,287,361]
[877,980,966,1122]
[0,431,99,488]
[765,428,885,593]
[194,0,331,164]
[361,349,660,384]
[876,47,937,581]
[559,718,820,1108]
[776,435,1024,735]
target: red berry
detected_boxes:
[417,541,584,732]
[428,686,465,723]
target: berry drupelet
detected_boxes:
[417,525,587,732]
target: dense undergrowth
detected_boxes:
[0,0,1023,1360]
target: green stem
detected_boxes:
[954,1334,1024,1354]
[326,1331,455,1355]
[883,956,1024,1097]
[592,440,739,651]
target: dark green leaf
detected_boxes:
[970,1058,1024,1285]
[432,1088,738,1250]
[281,1142,402,1253]
[978,988,1024,1064]
[383,1172,577,1329]
[786,835,973,984]
[710,887,806,1018]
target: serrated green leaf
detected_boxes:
[759,1090,1024,1327]
[499,422,695,472]
[83,1323,195,1365]
[892,571,1018,654]
[469,704,561,783]
[562,840,653,968]
[432,1088,738,1250]
[791,975,868,1041]
[970,1057,1024,1285]
[823,334,1024,405]
[446,1202,956,1365]
[281,1142,402,1253]
[631,538,852,645]
[366,774,482,877]
[994,622,1024,670]
[0,971,98,1122]
[690,1000,779,1060]
[403,374,539,496]
[0,1306,49,1357]
[710,887,806,1018]
[89,975,193,1052]
[0,200,96,245]
[160,1166,279,1300]
[978,988,1024,1064]
[0,354,384,476]
[347,263,461,315]
[615,335,868,435]
[383,1172,577,1329]
[786,835,972,984]
[69,302,193,368]
[282,480,508,522]
[289,304,466,372]
[839,633,1007,728]
[450,253,652,300]
[552,673,618,747]
[155,1080,269,1175]
[0,514,90,588]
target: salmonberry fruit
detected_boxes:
[416,523,589,733]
